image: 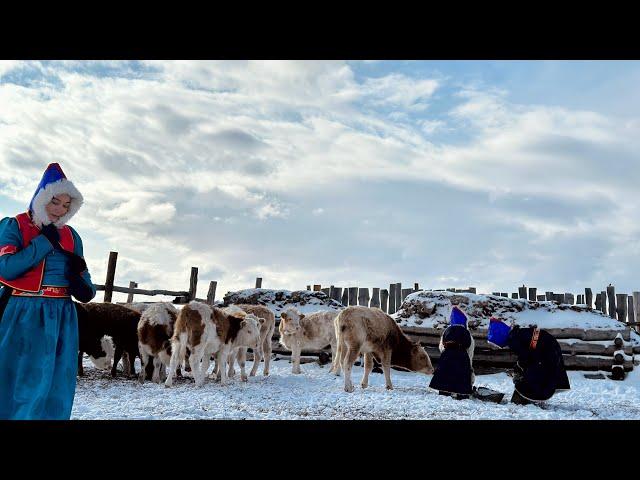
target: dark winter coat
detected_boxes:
[507,326,570,402]
[429,325,474,395]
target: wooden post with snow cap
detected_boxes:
[348,287,358,306]
[616,294,628,323]
[341,289,348,306]
[255,277,262,288]
[103,251,118,303]
[188,267,198,301]
[518,285,527,299]
[607,285,616,319]
[528,287,537,301]
[389,284,396,314]
[207,281,217,305]
[358,287,370,306]
[585,288,593,310]
[611,333,626,380]
[126,281,138,303]
[380,289,389,313]
[371,288,380,308]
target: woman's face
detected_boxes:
[45,194,71,223]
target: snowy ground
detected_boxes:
[71,357,640,420]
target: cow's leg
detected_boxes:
[217,347,230,385]
[262,331,272,376]
[333,338,344,376]
[291,343,302,374]
[227,349,236,379]
[122,351,132,377]
[190,346,205,387]
[381,350,393,390]
[342,344,360,393]
[361,352,373,389]
[328,340,338,374]
[138,348,150,383]
[165,340,181,388]
[111,344,124,377]
[237,348,248,382]
[249,340,262,377]
[78,352,84,376]
[152,356,164,383]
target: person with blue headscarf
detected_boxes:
[488,318,570,405]
[429,306,476,399]
[0,163,96,420]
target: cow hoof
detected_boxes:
[164,382,172,388]
[344,385,355,393]
[361,383,368,389]
[263,371,269,376]
[241,375,248,382]
[386,385,394,390]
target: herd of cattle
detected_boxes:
[75,301,435,392]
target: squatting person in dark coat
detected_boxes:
[488,318,570,405]
[429,306,475,399]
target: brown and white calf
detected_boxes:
[214,305,264,384]
[227,304,275,378]
[279,307,339,374]
[137,302,178,384]
[334,306,434,392]
[165,301,220,388]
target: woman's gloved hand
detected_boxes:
[40,223,60,247]
[68,253,87,275]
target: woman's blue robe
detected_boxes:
[0,217,96,420]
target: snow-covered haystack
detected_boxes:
[223,288,344,319]
[395,290,637,335]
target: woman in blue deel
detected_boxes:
[0,163,96,420]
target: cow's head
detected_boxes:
[410,342,434,374]
[239,313,263,348]
[280,308,304,335]
[88,335,114,370]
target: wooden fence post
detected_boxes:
[511,293,518,299]
[545,291,553,301]
[634,292,640,324]
[600,290,607,314]
[595,293,602,312]
[389,284,397,314]
[627,296,635,325]
[126,281,138,303]
[255,277,262,288]
[103,251,118,303]
[348,287,358,306]
[341,289,348,306]
[616,294,627,323]
[395,283,402,311]
[313,285,321,292]
[401,288,413,304]
[585,288,593,310]
[306,285,311,291]
[518,285,527,299]
[468,287,477,294]
[501,292,508,298]
[381,289,389,313]
[188,267,198,301]
[358,287,370,306]
[371,288,380,308]
[528,287,537,301]
[414,283,420,291]
[207,281,217,305]
[333,287,343,304]
[321,287,331,297]
[565,293,574,305]
[607,285,616,319]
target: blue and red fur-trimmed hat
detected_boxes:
[29,163,83,228]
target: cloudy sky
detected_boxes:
[1,60,639,303]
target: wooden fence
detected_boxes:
[93,251,639,376]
